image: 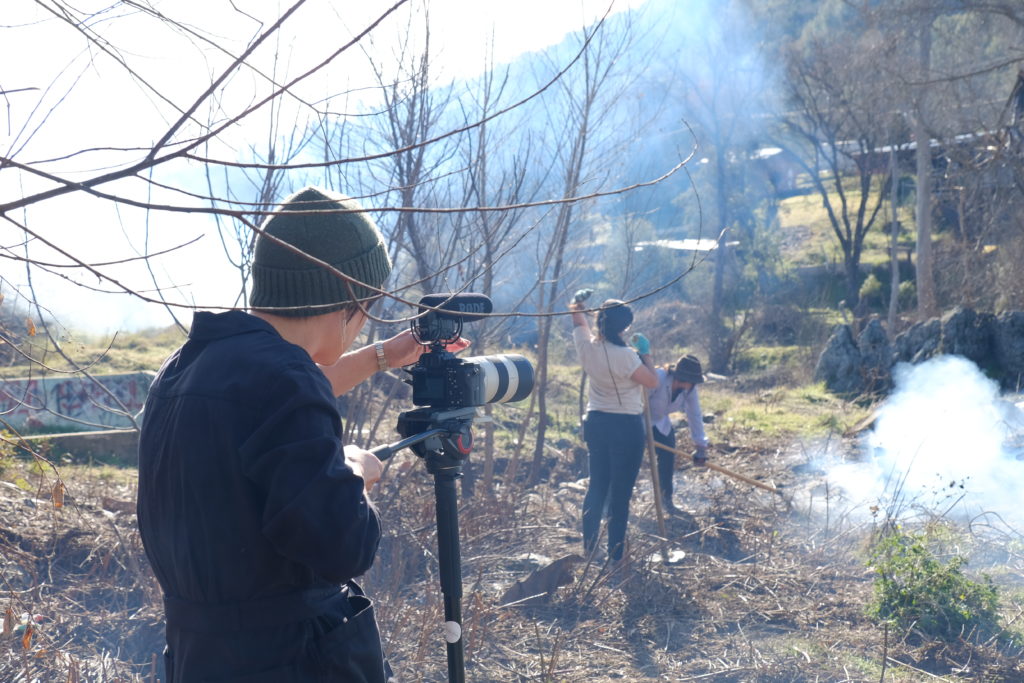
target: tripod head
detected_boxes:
[371,406,479,474]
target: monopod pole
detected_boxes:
[371,419,469,683]
[432,467,465,683]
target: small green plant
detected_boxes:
[897,280,916,310]
[868,529,1002,642]
[858,273,883,305]
[0,431,18,478]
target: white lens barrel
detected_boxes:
[470,354,534,404]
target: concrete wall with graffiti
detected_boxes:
[0,372,155,432]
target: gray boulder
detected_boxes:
[818,307,1024,397]
[858,318,892,394]
[940,307,994,366]
[814,324,862,395]
[893,318,941,364]
[993,311,1024,391]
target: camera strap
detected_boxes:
[601,341,623,406]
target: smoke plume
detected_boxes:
[827,355,1024,527]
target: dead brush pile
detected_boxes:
[4,433,1024,681]
[0,467,163,681]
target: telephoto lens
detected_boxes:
[466,354,534,404]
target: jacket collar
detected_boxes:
[188,310,277,342]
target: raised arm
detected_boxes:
[628,332,659,389]
[321,329,469,396]
[629,362,660,389]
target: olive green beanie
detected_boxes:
[249,187,392,317]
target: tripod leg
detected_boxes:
[434,470,465,683]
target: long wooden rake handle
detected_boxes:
[653,441,784,497]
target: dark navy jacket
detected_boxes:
[137,311,387,682]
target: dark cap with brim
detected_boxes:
[672,354,704,384]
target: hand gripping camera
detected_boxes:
[407,293,533,409]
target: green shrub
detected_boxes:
[859,273,883,305]
[897,280,916,310]
[868,529,1001,642]
[0,431,18,478]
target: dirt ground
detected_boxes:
[2,423,1024,682]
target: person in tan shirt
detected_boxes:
[570,298,658,563]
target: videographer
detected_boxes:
[570,298,659,565]
[137,187,462,682]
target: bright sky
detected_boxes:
[0,0,647,335]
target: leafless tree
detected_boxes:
[522,14,649,486]
[357,6,461,292]
[451,58,541,494]
[780,34,895,318]
[0,1,688,466]
[673,1,776,373]
[848,0,1024,319]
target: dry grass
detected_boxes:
[776,180,903,271]
[0,326,185,380]
[3,401,1024,681]
[0,457,163,681]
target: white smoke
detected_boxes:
[824,355,1024,527]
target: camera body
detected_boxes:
[410,350,534,408]
[409,293,534,409]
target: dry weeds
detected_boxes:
[3,427,1024,682]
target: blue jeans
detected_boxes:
[582,411,645,561]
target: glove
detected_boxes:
[630,332,650,355]
[693,446,708,465]
[572,288,594,304]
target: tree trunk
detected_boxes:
[708,148,731,374]
[888,147,900,333]
[914,18,938,320]
[529,315,554,485]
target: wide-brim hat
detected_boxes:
[672,354,704,384]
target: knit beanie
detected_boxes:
[249,187,392,317]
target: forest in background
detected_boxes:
[4,0,1024,441]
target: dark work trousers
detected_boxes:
[653,427,678,504]
[582,410,645,562]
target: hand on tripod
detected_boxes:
[344,445,384,491]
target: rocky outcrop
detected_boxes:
[893,318,941,364]
[992,311,1024,391]
[940,308,994,366]
[814,325,862,395]
[857,318,893,394]
[816,307,1024,395]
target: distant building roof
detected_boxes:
[635,238,740,252]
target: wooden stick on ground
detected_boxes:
[653,441,785,498]
[642,394,670,562]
